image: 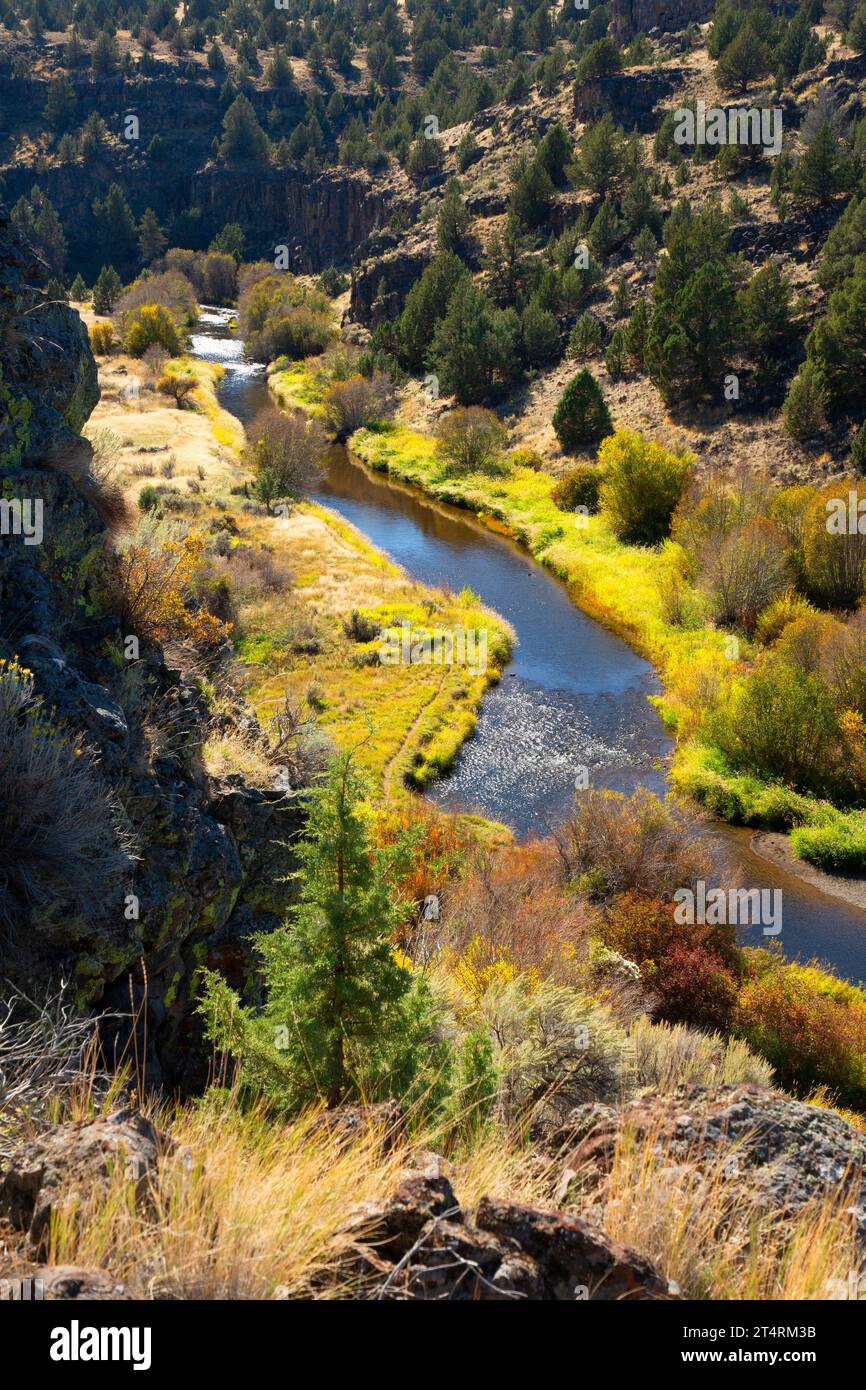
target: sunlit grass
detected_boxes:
[352,422,844,840]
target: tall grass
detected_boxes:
[590,1115,862,1300]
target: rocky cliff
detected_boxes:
[610,0,714,43]
[0,205,302,1092]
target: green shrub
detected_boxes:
[138,485,161,513]
[122,303,182,357]
[598,429,692,544]
[711,656,842,796]
[551,464,603,513]
[791,818,866,872]
[507,447,544,471]
[552,369,612,451]
[436,407,508,475]
[754,590,818,646]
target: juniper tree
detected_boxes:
[92,265,122,314]
[198,754,448,1110]
[553,369,613,450]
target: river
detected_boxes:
[190,308,866,983]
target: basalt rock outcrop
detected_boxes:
[350,225,431,327]
[547,1084,866,1243]
[611,0,714,44]
[0,201,98,468]
[190,164,401,272]
[573,69,682,133]
[0,1107,166,1255]
[334,1167,676,1300]
[0,207,304,1093]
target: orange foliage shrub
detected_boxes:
[371,801,474,922]
[737,959,866,1108]
[113,529,232,650]
[439,838,599,983]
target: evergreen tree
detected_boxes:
[483,214,532,309]
[553,369,613,450]
[92,264,123,314]
[737,262,795,368]
[588,196,624,259]
[11,188,67,276]
[716,22,771,92]
[571,114,626,195]
[522,299,561,366]
[91,30,118,75]
[198,754,447,1110]
[210,222,246,262]
[398,251,470,369]
[219,93,270,164]
[69,272,87,301]
[536,123,573,187]
[92,183,138,270]
[782,363,829,440]
[805,257,866,409]
[849,2,866,53]
[436,179,472,256]
[791,119,855,205]
[430,281,522,404]
[138,208,166,264]
[43,74,77,132]
[509,155,554,230]
[645,201,740,403]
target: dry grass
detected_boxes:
[585,1115,863,1300]
[37,1086,557,1299]
[47,1094,410,1299]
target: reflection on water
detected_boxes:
[315,446,670,830]
[192,309,866,983]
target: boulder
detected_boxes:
[558,1084,866,1242]
[0,1266,131,1301]
[0,1107,166,1254]
[335,1170,675,1300]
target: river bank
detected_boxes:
[185,307,866,981]
[81,316,513,801]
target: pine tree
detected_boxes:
[398,251,469,369]
[197,754,447,1109]
[44,74,77,132]
[91,29,118,75]
[483,214,532,309]
[716,23,770,93]
[436,179,471,256]
[571,114,626,196]
[509,155,554,230]
[430,282,522,404]
[791,120,855,207]
[92,264,122,314]
[522,299,561,366]
[536,123,573,187]
[588,196,624,259]
[11,188,67,276]
[782,363,828,440]
[210,222,245,262]
[219,93,270,164]
[92,183,138,269]
[138,208,166,264]
[69,272,87,301]
[553,369,613,450]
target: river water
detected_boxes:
[190,308,866,983]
